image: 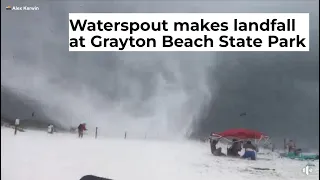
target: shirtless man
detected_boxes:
[227,139,242,157]
[286,140,296,152]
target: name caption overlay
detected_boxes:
[69,13,309,52]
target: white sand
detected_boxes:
[1,127,318,180]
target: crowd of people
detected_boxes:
[210,137,318,161]
[210,138,258,160]
[47,123,87,138]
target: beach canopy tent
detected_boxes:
[210,128,271,145]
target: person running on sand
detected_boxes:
[47,124,54,134]
[78,123,87,138]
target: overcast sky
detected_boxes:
[1,0,319,147]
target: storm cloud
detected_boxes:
[1,0,318,147]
